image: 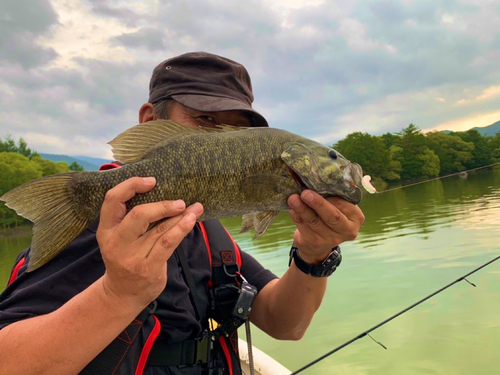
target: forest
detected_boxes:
[0,136,83,228]
[1,124,500,229]
[334,124,500,190]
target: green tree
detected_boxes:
[381,132,399,150]
[0,152,43,228]
[17,137,33,158]
[489,133,500,162]
[334,132,401,181]
[69,161,84,171]
[30,155,70,176]
[393,124,440,179]
[0,135,17,153]
[453,130,492,168]
[426,132,474,175]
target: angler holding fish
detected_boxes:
[0,52,366,375]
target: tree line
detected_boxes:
[0,136,83,229]
[2,125,500,229]
[334,124,500,189]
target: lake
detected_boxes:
[1,168,499,374]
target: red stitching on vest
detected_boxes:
[221,251,234,263]
[223,228,242,267]
[111,319,145,375]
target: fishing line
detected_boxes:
[290,255,500,375]
[374,162,500,194]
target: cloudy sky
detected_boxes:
[1,0,499,159]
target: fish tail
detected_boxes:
[1,172,95,271]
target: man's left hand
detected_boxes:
[287,190,365,263]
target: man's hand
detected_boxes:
[287,190,365,263]
[96,177,204,310]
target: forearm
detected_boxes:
[251,261,327,340]
[0,277,145,375]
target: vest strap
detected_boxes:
[145,336,212,367]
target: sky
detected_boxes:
[1,0,499,159]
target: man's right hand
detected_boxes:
[96,177,204,310]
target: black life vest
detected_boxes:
[7,220,244,375]
[7,162,247,375]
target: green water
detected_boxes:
[1,169,499,374]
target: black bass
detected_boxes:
[1,120,365,271]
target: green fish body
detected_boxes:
[1,120,363,271]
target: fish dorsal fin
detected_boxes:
[109,120,248,164]
[109,120,201,163]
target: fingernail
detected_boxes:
[288,196,300,208]
[302,191,314,204]
[173,200,185,209]
[143,177,156,184]
[189,202,204,214]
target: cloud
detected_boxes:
[0,0,58,69]
[0,0,499,157]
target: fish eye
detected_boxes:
[328,150,337,160]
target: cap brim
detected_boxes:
[172,94,268,127]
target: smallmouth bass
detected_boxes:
[1,120,364,271]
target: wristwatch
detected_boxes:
[288,243,342,277]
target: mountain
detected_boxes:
[470,120,500,136]
[74,155,113,168]
[441,120,500,136]
[39,153,110,171]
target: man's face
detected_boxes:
[168,101,252,129]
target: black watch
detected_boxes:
[288,244,342,277]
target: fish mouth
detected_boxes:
[288,167,309,191]
[342,164,363,189]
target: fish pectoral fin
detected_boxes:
[240,211,279,237]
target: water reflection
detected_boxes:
[1,169,499,374]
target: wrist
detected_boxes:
[289,244,342,278]
[297,248,334,265]
[97,276,150,316]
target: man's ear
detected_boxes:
[139,103,157,123]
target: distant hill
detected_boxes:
[74,155,113,168]
[442,120,500,136]
[39,153,110,171]
[470,120,500,136]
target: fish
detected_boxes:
[1,120,365,271]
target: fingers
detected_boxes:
[141,202,204,250]
[288,190,364,244]
[99,177,157,230]
[147,211,199,263]
[117,199,188,243]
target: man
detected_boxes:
[0,52,365,374]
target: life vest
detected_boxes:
[7,220,245,375]
[6,162,247,375]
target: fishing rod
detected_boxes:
[373,162,500,194]
[290,254,500,374]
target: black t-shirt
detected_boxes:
[0,220,278,346]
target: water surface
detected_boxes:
[1,169,499,374]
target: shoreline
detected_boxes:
[0,226,32,238]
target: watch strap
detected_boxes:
[289,244,342,277]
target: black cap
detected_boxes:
[148,52,268,127]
